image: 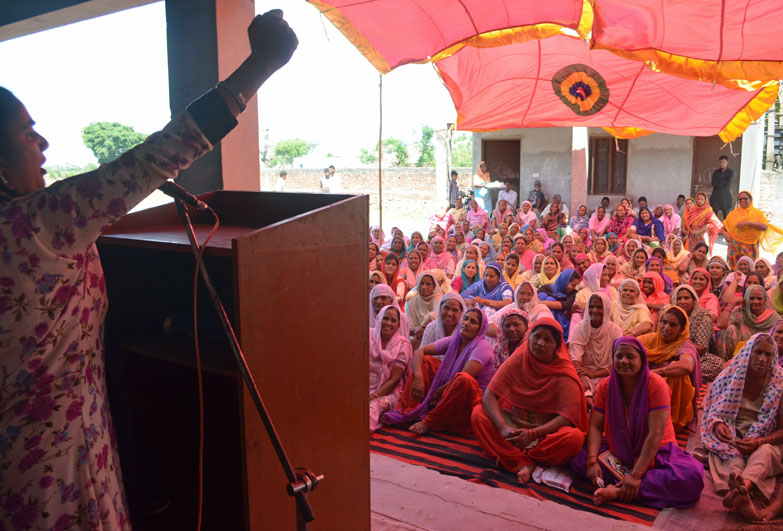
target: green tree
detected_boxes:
[360,138,410,166]
[416,125,435,167]
[44,163,99,181]
[81,122,147,164]
[270,138,313,167]
[451,133,472,167]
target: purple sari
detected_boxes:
[383,308,490,425]
[569,336,704,509]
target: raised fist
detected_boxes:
[248,10,298,73]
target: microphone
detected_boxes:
[158,180,209,210]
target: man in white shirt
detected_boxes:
[327,164,341,193]
[274,170,286,192]
[541,193,569,219]
[498,181,518,210]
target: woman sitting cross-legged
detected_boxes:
[462,262,513,318]
[418,292,466,350]
[385,308,495,435]
[639,306,702,432]
[702,333,783,522]
[471,318,588,484]
[369,306,412,432]
[568,292,623,410]
[569,336,704,508]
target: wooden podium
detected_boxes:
[98,191,369,530]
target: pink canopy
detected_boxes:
[436,35,775,141]
[309,0,585,73]
[592,0,783,87]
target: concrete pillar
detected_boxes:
[165,0,259,194]
[571,127,588,213]
[434,129,450,206]
[739,121,764,201]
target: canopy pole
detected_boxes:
[378,74,383,232]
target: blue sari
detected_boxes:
[538,268,580,340]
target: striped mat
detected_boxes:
[371,385,709,527]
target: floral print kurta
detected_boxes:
[0,112,211,530]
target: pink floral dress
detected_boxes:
[0,112,211,530]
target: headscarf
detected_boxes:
[683,192,716,231]
[723,256,756,291]
[666,237,688,269]
[422,235,456,273]
[517,201,538,227]
[568,292,622,374]
[474,262,511,301]
[539,268,581,339]
[532,256,561,288]
[384,308,491,424]
[706,255,729,285]
[645,257,673,293]
[742,284,781,332]
[512,281,552,323]
[488,318,588,433]
[581,263,604,294]
[589,209,611,235]
[494,308,528,369]
[612,279,650,332]
[369,306,412,395]
[369,284,400,327]
[604,337,652,465]
[369,270,386,287]
[467,201,490,232]
[589,237,610,263]
[769,275,783,316]
[641,305,702,401]
[429,269,453,295]
[569,204,590,231]
[406,271,444,329]
[754,257,777,290]
[429,292,466,342]
[619,248,647,281]
[407,231,424,252]
[701,333,783,460]
[371,225,385,246]
[456,259,480,294]
[606,232,619,253]
[536,228,555,251]
[454,244,486,280]
[689,267,720,313]
[724,191,783,251]
[662,204,681,235]
[641,271,669,321]
[492,201,514,225]
[606,210,634,239]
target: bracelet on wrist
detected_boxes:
[217,81,247,113]
[586,456,598,466]
[630,469,644,480]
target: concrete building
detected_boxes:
[472,123,764,213]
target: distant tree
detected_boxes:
[360,138,410,166]
[451,134,472,167]
[81,122,147,164]
[44,163,99,181]
[416,125,435,167]
[359,148,377,165]
[270,138,313,167]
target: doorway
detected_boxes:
[691,136,742,204]
[481,139,521,207]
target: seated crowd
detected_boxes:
[367,190,783,520]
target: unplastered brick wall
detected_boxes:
[261,167,473,199]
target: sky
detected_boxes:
[0,1,460,168]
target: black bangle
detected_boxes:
[186,88,238,146]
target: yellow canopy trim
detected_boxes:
[593,45,783,92]
[601,127,655,139]
[310,0,392,74]
[718,82,779,143]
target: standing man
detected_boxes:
[498,181,518,210]
[275,170,287,192]
[710,155,733,220]
[320,167,331,193]
[328,164,342,193]
[448,170,460,208]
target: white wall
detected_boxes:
[475,127,699,213]
[473,128,573,205]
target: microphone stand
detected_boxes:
[172,197,323,530]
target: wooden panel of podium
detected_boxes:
[98,191,369,530]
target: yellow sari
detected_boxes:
[723,198,783,252]
[639,306,701,432]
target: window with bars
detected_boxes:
[588,137,628,195]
